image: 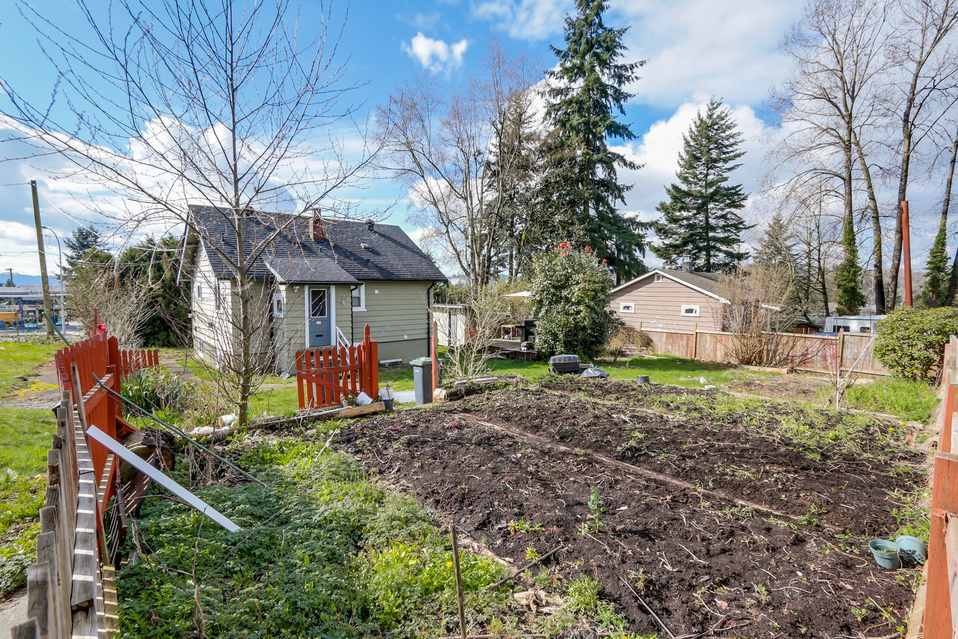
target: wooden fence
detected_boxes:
[13,336,158,639]
[926,335,958,637]
[296,324,379,410]
[639,324,889,377]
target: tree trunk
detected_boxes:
[942,131,958,305]
[852,129,885,313]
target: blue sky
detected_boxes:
[0,0,841,277]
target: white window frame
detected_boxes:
[681,304,700,317]
[619,302,635,313]
[351,284,366,312]
[654,273,663,283]
[195,284,203,299]
[273,290,285,318]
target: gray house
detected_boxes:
[179,206,447,374]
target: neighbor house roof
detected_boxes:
[180,205,447,284]
[611,268,728,302]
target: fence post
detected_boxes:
[837,329,846,376]
[691,323,698,360]
[431,320,438,395]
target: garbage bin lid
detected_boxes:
[410,357,432,365]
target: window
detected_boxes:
[273,291,284,318]
[619,303,635,313]
[195,284,203,299]
[310,288,327,318]
[654,273,663,283]
[681,305,700,317]
[351,284,366,311]
[214,283,222,310]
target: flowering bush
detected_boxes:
[874,306,958,381]
[530,244,618,358]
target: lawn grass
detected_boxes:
[0,340,59,394]
[817,376,940,424]
[480,353,739,388]
[0,339,60,596]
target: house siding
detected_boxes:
[271,281,433,374]
[610,276,723,332]
[191,247,228,364]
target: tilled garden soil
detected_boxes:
[336,379,927,638]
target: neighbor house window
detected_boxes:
[351,284,366,311]
[654,273,663,282]
[681,305,700,317]
[195,284,203,299]
[619,303,635,313]
[273,291,284,318]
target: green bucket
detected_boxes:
[869,539,901,569]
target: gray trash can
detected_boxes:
[410,357,433,405]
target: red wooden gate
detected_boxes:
[296,324,378,410]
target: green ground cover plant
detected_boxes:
[0,340,59,394]
[118,437,636,638]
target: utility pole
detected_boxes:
[31,180,54,337]
[5,268,12,286]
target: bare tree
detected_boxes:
[439,284,518,382]
[770,0,889,312]
[717,263,799,367]
[885,0,958,309]
[3,0,377,427]
[376,40,541,287]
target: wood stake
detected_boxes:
[450,523,467,639]
[487,545,564,590]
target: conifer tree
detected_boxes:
[540,0,648,281]
[753,212,796,271]
[921,219,949,307]
[652,99,750,272]
[835,216,866,315]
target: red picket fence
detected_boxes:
[296,325,378,410]
[926,335,958,637]
[54,335,159,500]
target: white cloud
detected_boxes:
[613,0,803,109]
[471,0,571,40]
[401,33,469,74]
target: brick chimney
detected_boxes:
[309,209,326,240]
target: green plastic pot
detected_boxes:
[895,536,927,563]
[869,539,901,569]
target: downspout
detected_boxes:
[426,281,438,357]
[349,284,358,344]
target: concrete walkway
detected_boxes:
[0,590,27,636]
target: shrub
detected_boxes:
[874,307,958,381]
[121,367,198,413]
[530,244,619,359]
[604,326,653,363]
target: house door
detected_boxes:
[307,286,332,347]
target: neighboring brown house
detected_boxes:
[609,269,727,332]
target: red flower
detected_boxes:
[602,258,608,263]
[562,252,568,257]
[586,246,592,251]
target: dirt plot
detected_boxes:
[336,379,927,638]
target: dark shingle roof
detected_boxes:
[663,270,725,298]
[187,205,447,284]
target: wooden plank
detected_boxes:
[71,489,98,610]
[10,619,39,639]
[927,451,958,637]
[26,562,53,639]
[86,425,240,533]
[946,514,958,638]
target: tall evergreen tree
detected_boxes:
[540,0,648,281]
[921,219,948,308]
[64,226,104,272]
[753,212,796,271]
[652,99,750,272]
[835,215,866,315]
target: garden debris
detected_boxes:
[579,366,609,378]
[513,588,562,614]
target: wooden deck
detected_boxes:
[488,339,540,361]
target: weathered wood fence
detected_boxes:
[13,336,158,639]
[926,335,958,637]
[296,324,379,410]
[638,324,889,377]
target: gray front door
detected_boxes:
[308,286,331,347]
